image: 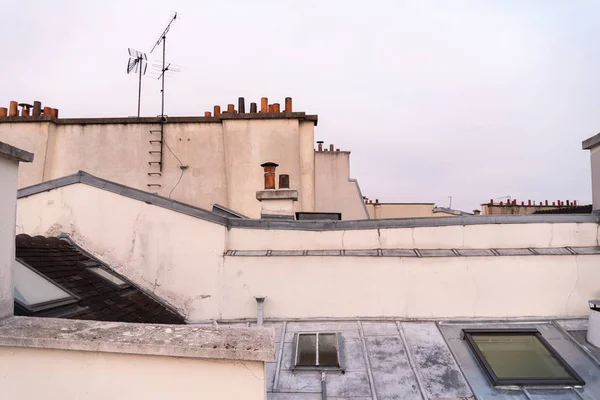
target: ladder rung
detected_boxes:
[149,151,161,154]
[149,140,162,143]
[147,184,162,187]
[148,172,162,176]
[148,162,161,165]
[149,130,161,133]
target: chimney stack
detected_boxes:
[260,162,279,190]
[279,174,290,189]
[214,105,221,117]
[317,141,323,152]
[43,106,52,116]
[227,104,235,114]
[250,102,257,113]
[32,101,42,116]
[273,103,280,113]
[285,97,292,112]
[19,103,32,117]
[8,101,18,117]
[574,200,578,206]
[329,144,334,151]
[204,111,211,117]
[261,97,268,113]
[238,97,245,113]
[0,108,6,117]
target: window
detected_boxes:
[87,267,129,289]
[462,329,584,386]
[294,333,340,368]
[13,259,77,313]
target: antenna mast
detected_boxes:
[150,12,178,120]
[126,48,147,117]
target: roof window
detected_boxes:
[295,332,340,368]
[13,259,77,313]
[87,267,129,289]
[462,329,584,386]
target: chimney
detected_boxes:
[375,199,379,204]
[0,108,6,117]
[227,104,235,114]
[238,97,245,113]
[250,102,257,113]
[33,101,42,116]
[285,97,292,112]
[204,111,211,117]
[521,201,524,206]
[261,97,268,113]
[473,210,481,215]
[52,108,59,118]
[214,105,221,117]
[260,162,278,190]
[566,200,570,206]
[528,199,531,206]
[279,174,290,189]
[19,103,32,117]
[273,103,280,113]
[490,199,494,205]
[256,162,298,220]
[574,200,578,206]
[329,144,334,151]
[43,106,52,116]
[268,104,275,113]
[552,202,555,206]
[8,101,17,117]
[317,141,323,152]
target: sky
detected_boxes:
[2,0,600,212]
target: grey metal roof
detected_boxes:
[16,171,600,231]
[0,141,33,163]
[217,318,600,399]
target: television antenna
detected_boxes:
[150,11,178,120]
[126,48,147,117]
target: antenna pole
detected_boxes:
[161,35,166,119]
[137,58,142,117]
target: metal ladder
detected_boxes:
[148,122,164,189]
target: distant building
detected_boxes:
[481,198,585,215]
[364,201,471,218]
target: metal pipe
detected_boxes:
[321,371,327,400]
[254,296,266,327]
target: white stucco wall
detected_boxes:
[221,254,600,319]
[16,184,227,322]
[315,151,368,220]
[0,346,264,400]
[15,182,600,321]
[0,119,317,218]
[591,145,600,211]
[0,156,18,320]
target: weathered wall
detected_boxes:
[0,156,18,320]
[315,151,368,220]
[221,254,600,319]
[591,145,600,211]
[0,346,264,400]
[16,184,227,322]
[365,203,458,218]
[0,118,316,218]
[15,182,600,321]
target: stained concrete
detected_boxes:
[0,316,275,362]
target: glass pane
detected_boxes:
[297,334,317,366]
[472,334,573,379]
[88,267,127,286]
[318,333,339,366]
[13,260,72,306]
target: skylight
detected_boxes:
[462,329,584,386]
[87,267,129,288]
[13,259,77,312]
[295,333,340,368]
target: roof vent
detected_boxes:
[588,300,600,347]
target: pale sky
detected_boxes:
[2,0,599,212]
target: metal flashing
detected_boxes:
[0,141,34,163]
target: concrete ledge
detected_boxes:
[0,317,275,362]
[0,141,34,163]
[583,133,600,150]
[256,189,298,201]
[0,112,319,126]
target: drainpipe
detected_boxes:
[321,371,327,400]
[254,296,266,327]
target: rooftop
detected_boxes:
[0,141,33,163]
[14,234,185,324]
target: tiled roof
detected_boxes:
[15,234,185,324]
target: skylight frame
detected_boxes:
[86,266,130,289]
[293,332,342,371]
[462,328,585,387]
[13,258,79,313]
